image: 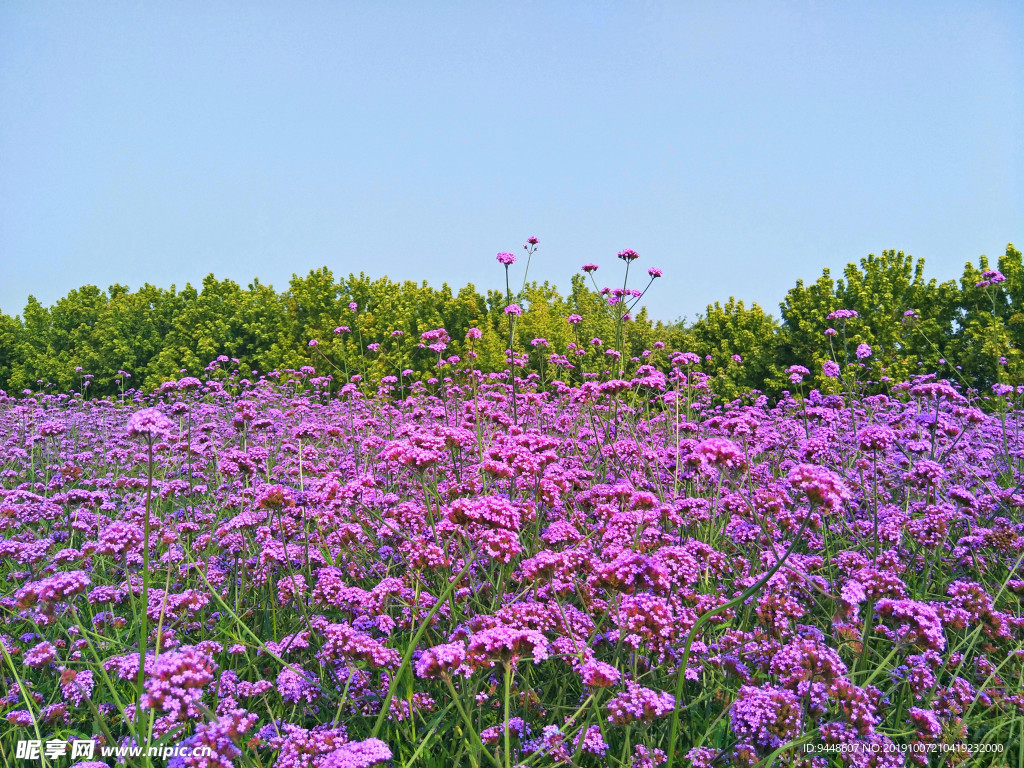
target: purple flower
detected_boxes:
[580,659,621,688]
[567,314,582,324]
[318,738,393,768]
[126,408,174,441]
[497,252,516,266]
[141,646,217,720]
[856,343,872,359]
[787,365,810,384]
[504,304,523,316]
[648,267,663,278]
[415,642,467,679]
[823,360,841,378]
[787,464,850,513]
[983,269,1006,283]
[617,249,640,262]
[857,425,896,452]
[875,599,945,651]
[466,627,550,668]
[826,309,858,321]
[606,681,674,725]
[582,263,599,273]
[730,684,803,749]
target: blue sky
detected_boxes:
[1,1,1020,324]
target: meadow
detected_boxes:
[2,251,1024,768]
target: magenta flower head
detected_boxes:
[567,314,583,325]
[856,343,872,359]
[497,252,516,266]
[581,659,621,688]
[826,309,858,321]
[527,236,539,245]
[787,463,851,513]
[822,360,841,379]
[606,681,674,725]
[786,365,810,384]
[466,627,550,668]
[617,249,639,262]
[730,684,803,749]
[648,267,663,278]
[323,739,393,768]
[582,263,599,273]
[505,304,523,316]
[692,437,746,470]
[465,327,483,339]
[127,408,174,441]
[415,642,467,679]
[349,302,358,311]
[308,339,319,347]
[983,269,1006,283]
[334,326,350,334]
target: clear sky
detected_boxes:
[1,1,1021,325]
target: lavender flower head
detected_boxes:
[415,642,467,679]
[318,738,393,768]
[826,309,858,321]
[606,681,674,725]
[787,464,850,513]
[730,684,803,749]
[126,408,174,441]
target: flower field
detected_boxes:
[3,340,1024,766]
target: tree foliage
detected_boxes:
[0,244,1019,397]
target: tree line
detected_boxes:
[0,244,1019,399]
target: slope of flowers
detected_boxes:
[1,361,1023,767]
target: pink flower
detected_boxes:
[466,627,550,668]
[415,643,467,679]
[606,681,674,724]
[497,252,516,266]
[126,408,174,440]
[730,684,803,749]
[787,463,850,512]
